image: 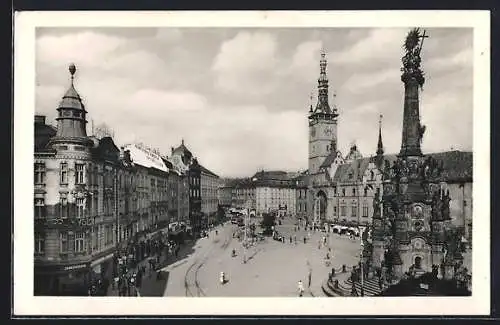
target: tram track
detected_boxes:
[184,227,233,297]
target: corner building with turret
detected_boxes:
[34,64,175,295]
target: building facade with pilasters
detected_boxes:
[34,64,130,295]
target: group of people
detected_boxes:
[86,231,188,297]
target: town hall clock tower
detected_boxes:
[308,50,338,175]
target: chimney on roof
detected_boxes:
[34,115,46,125]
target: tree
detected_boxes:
[261,213,276,235]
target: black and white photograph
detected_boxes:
[14,11,490,316]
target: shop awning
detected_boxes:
[90,253,114,267]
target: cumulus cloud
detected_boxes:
[332,29,407,64]
[212,31,281,96]
[154,28,183,43]
[34,27,473,177]
[341,68,400,94]
[36,31,125,68]
[289,40,323,81]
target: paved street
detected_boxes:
[160,218,361,297]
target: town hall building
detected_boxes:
[306,49,472,244]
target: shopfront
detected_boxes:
[34,262,91,296]
[90,251,115,284]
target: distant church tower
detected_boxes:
[308,50,338,175]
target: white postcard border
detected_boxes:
[13,10,491,316]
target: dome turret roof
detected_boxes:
[58,63,85,111]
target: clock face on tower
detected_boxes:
[324,127,333,136]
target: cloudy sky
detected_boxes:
[35,27,472,178]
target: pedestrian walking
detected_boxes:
[303,236,306,244]
[297,280,304,297]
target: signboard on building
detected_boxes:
[48,217,95,228]
[64,263,88,271]
[124,143,169,172]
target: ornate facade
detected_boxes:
[200,164,220,223]
[371,29,467,281]
[34,64,219,295]
[306,35,472,251]
[34,65,129,295]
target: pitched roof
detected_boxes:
[331,151,472,184]
[93,136,120,162]
[332,157,372,183]
[199,164,219,178]
[320,150,343,168]
[34,122,57,151]
[172,141,192,157]
[251,170,295,187]
[124,143,169,172]
[428,150,473,182]
[58,84,86,111]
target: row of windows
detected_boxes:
[35,225,118,255]
[35,193,154,219]
[59,109,84,118]
[333,204,369,218]
[333,186,380,197]
[34,162,86,185]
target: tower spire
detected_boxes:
[375,114,384,168]
[69,63,76,86]
[377,114,384,155]
[315,49,332,114]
